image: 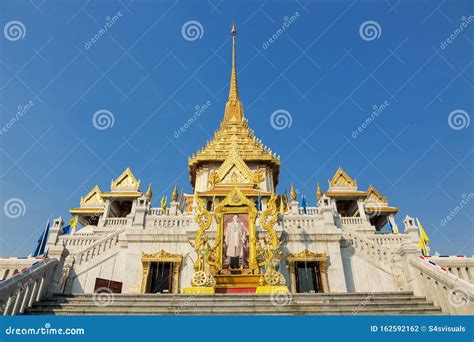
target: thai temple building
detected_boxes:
[0,25,473,316]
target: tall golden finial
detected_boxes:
[171,184,179,202]
[145,183,153,201]
[316,183,322,201]
[290,183,297,201]
[223,23,244,123]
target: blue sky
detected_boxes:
[0,0,472,256]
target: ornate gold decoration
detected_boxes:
[290,183,297,201]
[329,167,357,188]
[194,197,213,249]
[286,250,329,293]
[215,135,254,185]
[145,183,153,201]
[140,250,182,294]
[111,167,140,192]
[257,236,286,286]
[214,187,258,274]
[259,194,279,248]
[316,183,323,201]
[80,185,105,207]
[252,168,265,189]
[189,235,218,287]
[365,185,388,203]
[286,249,327,262]
[171,185,179,202]
[208,170,221,189]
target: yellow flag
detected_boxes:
[69,217,77,229]
[416,218,429,256]
[279,196,285,215]
[417,218,430,244]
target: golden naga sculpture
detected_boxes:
[189,235,219,287]
[189,197,217,288]
[257,235,286,286]
[259,194,279,247]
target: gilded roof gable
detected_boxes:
[329,167,357,188]
[365,185,388,204]
[80,185,105,207]
[111,167,140,192]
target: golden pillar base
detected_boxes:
[255,285,289,294]
[182,287,215,295]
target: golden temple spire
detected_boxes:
[223,23,244,123]
[171,184,179,202]
[290,183,297,201]
[316,183,322,201]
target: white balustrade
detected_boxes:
[75,228,124,266]
[104,217,128,226]
[0,258,57,315]
[340,217,365,225]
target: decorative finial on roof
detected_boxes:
[145,183,153,201]
[290,183,297,201]
[316,183,323,201]
[171,184,179,202]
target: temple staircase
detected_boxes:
[25,291,442,315]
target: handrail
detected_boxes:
[0,258,58,315]
[409,257,474,314]
[74,228,125,266]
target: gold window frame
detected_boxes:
[140,250,183,294]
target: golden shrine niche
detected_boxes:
[213,187,258,275]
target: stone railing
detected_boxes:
[409,257,474,315]
[74,228,125,266]
[367,233,412,247]
[148,207,170,216]
[340,217,365,225]
[343,231,400,274]
[148,217,193,228]
[297,207,319,215]
[281,216,321,229]
[104,217,128,226]
[0,258,57,315]
[59,234,99,248]
[428,256,474,284]
[0,257,43,281]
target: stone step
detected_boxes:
[27,307,442,315]
[25,292,442,316]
